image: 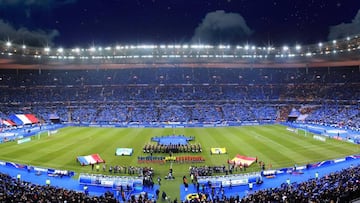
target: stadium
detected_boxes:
[0,34,360,203]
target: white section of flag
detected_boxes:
[16,114,32,125]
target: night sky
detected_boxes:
[0,0,359,47]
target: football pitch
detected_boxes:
[0,124,358,199]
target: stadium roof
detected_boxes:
[1,35,360,69]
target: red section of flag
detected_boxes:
[25,114,39,123]
[91,154,104,163]
[3,119,16,126]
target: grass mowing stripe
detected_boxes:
[270,125,358,160]
[255,126,327,163]
[197,128,229,166]
[246,131,295,167]
[272,125,357,154]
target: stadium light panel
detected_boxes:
[115,45,120,50]
[244,45,249,50]
[332,40,337,44]
[295,45,301,51]
[72,48,80,53]
[318,42,323,47]
[89,47,96,52]
[6,41,11,47]
[57,48,64,53]
[105,46,111,51]
[22,45,26,49]
[282,46,289,51]
[44,47,50,52]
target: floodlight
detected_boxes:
[244,45,249,50]
[6,41,11,47]
[332,40,337,44]
[44,47,50,52]
[57,48,64,53]
[115,45,120,50]
[72,48,80,53]
[295,45,301,51]
[89,47,96,52]
[282,46,289,51]
[22,45,26,49]
[346,36,350,41]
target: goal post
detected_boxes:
[296,128,309,136]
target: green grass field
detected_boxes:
[0,124,358,199]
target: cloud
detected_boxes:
[0,19,59,46]
[328,9,360,40]
[192,10,253,44]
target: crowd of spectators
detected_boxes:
[0,164,358,203]
[0,172,118,202]
[237,164,360,203]
[305,104,360,130]
[184,164,360,203]
[0,66,359,131]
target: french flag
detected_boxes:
[77,154,104,165]
[2,119,16,126]
[8,114,39,125]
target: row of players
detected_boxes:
[143,143,203,154]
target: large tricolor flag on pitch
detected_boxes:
[8,114,39,125]
[77,154,105,165]
[228,154,257,166]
